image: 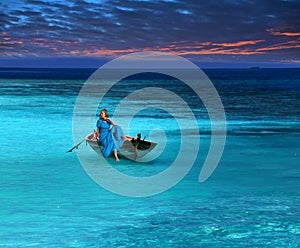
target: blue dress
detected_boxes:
[96,119,124,158]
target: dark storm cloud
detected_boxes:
[0,0,299,64]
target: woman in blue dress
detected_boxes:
[96,109,126,161]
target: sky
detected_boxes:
[0,0,299,68]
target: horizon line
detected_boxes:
[0,66,299,69]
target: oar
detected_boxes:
[66,139,85,153]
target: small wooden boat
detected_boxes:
[85,132,157,161]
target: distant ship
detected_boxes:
[250,66,261,70]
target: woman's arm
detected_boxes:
[107,118,117,126]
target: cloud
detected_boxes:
[267,29,300,37]
[210,40,265,47]
[0,0,299,65]
[257,40,300,51]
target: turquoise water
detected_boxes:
[0,68,300,247]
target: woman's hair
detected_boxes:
[100,109,109,118]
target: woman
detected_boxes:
[96,109,125,161]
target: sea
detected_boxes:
[0,67,299,247]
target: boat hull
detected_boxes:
[85,132,157,161]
